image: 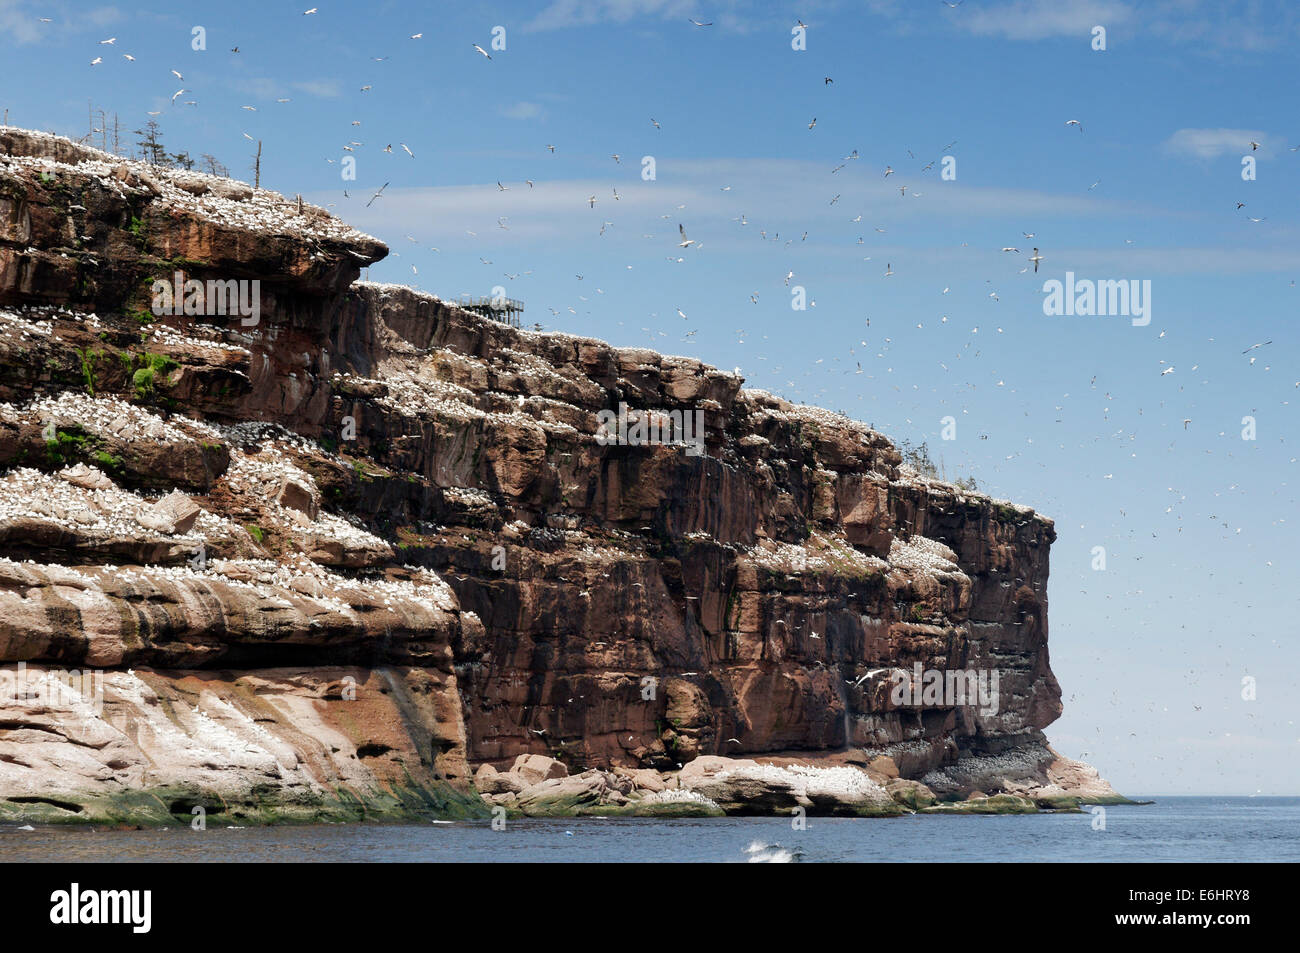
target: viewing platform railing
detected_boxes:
[452,295,524,328]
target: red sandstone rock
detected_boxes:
[0,126,1119,821]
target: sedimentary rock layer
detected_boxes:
[0,126,1119,823]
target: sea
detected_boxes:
[3,797,1296,863]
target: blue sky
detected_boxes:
[2,0,1297,795]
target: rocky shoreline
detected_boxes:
[477,749,1133,820]
[0,125,1131,825]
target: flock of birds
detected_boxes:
[18,7,1294,789]
[54,10,1281,385]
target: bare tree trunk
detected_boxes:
[253,140,262,189]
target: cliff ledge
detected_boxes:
[0,126,1124,824]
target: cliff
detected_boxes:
[0,126,1122,824]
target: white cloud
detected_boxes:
[522,0,789,33]
[228,77,341,101]
[85,5,120,28]
[232,77,283,100]
[526,0,698,31]
[869,0,1300,52]
[500,101,546,121]
[1164,128,1272,159]
[517,0,1297,51]
[313,157,1164,257]
[1142,1,1300,53]
[291,79,342,99]
[0,2,121,45]
[1043,246,1300,275]
[958,0,1133,41]
[0,0,55,44]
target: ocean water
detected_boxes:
[3,798,1296,863]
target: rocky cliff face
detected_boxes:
[0,126,1120,824]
